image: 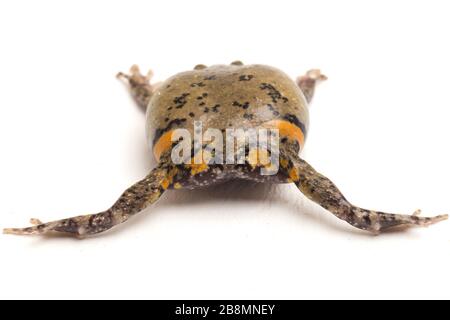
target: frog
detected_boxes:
[4,61,447,237]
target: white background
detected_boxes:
[1,0,449,300]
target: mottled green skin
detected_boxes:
[147,64,308,151]
[146,64,309,188]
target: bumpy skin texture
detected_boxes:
[147,63,309,188]
[3,62,447,237]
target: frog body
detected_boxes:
[147,64,308,189]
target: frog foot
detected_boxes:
[117,65,157,109]
[300,69,327,82]
[117,64,152,83]
[297,69,327,103]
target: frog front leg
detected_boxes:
[117,65,159,109]
[281,150,447,233]
[297,69,327,103]
[3,161,175,237]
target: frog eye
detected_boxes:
[194,64,207,70]
[230,60,244,66]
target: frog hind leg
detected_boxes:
[281,150,447,233]
[3,162,174,237]
[117,64,159,110]
[297,69,327,104]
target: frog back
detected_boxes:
[146,64,309,161]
